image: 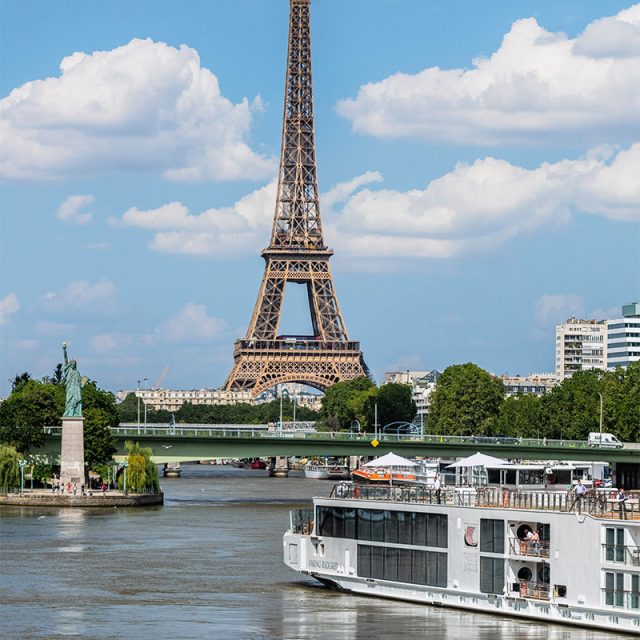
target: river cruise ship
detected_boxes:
[284,483,640,634]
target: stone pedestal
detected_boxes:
[60,417,85,486]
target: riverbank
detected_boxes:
[0,489,163,508]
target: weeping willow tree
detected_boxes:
[120,440,160,493]
[0,444,21,490]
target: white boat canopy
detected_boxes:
[363,452,418,467]
[446,452,512,468]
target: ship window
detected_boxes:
[480,557,504,594]
[480,519,504,554]
[605,572,624,607]
[357,509,372,541]
[384,547,398,581]
[397,511,412,545]
[371,545,384,579]
[631,575,639,610]
[317,506,334,537]
[370,510,385,542]
[357,544,371,577]
[398,548,413,583]
[384,511,398,543]
[357,545,447,587]
[605,528,625,562]
[426,514,448,548]
[413,512,427,545]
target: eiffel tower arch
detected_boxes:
[224,0,369,396]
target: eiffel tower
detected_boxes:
[224,0,369,396]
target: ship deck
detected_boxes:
[328,483,640,521]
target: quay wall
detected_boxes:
[0,492,164,508]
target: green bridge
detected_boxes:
[38,425,640,464]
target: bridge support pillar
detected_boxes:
[349,456,360,471]
[269,456,289,477]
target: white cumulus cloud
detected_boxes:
[119,181,277,256]
[327,143,639,259]
[44,280,117,309]
[0,38,274,181]
[158,304,227,343]
[90,334,118,353]
[337,5,640,146]
[0,293,20,325]
[534,294,584,327]
[57,194,94,225]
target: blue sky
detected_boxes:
[1,0,639,396]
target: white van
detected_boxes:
[588,432,623,448]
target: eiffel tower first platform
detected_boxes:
[224,0,369,396]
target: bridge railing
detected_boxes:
[41,426,613,449]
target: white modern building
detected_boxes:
[607,302,640,369]
[555,318,607,381]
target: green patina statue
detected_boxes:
[62,342,86,417]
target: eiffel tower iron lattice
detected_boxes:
[224,0,369,396]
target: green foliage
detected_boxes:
[492,394,544,438]
[427,363,505,436]
[0,444,21,490]
[83,407,117,470]
[120,441,160,493]
[11,372,31,393]
[0,380,64,452]
[320,377,376,430]
[376,383,417,427]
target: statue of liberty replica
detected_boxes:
[63,342,86,417]
[60,342,86,487]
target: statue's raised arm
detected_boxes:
[62,342,83,417]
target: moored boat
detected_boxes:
[305,458,350,480]
[284,482,640,634]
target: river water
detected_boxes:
[0,465,620,639]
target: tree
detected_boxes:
[11,372,31,393]
[492,394,544,439]
[320,377,375,430]
[0,444,21,490]
[602,362,640,443]
[427,363,504,436]
[540,369,604,441]
[120,440,160,493]
[375,383,417,428]
[0,380,64,452]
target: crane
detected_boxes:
[155,366,169,390]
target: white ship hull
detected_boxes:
[284,486,640,635]
[304,464,350,480]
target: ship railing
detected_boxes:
[602,544,640,566]
[290,508,314,535]
[601,588,640,609]
[509,539,550,559]
[519,580,551,600]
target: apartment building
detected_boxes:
[555,318,607,381]
[500,372,557,396]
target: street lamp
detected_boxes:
[137,379,141,426]
[597,392,604,440]
[122,461,129,495]
[143,378,148,426]
[374,401,379,440]
[293,393,297,427]
[279,384,283,433]
[18,459,28,494]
